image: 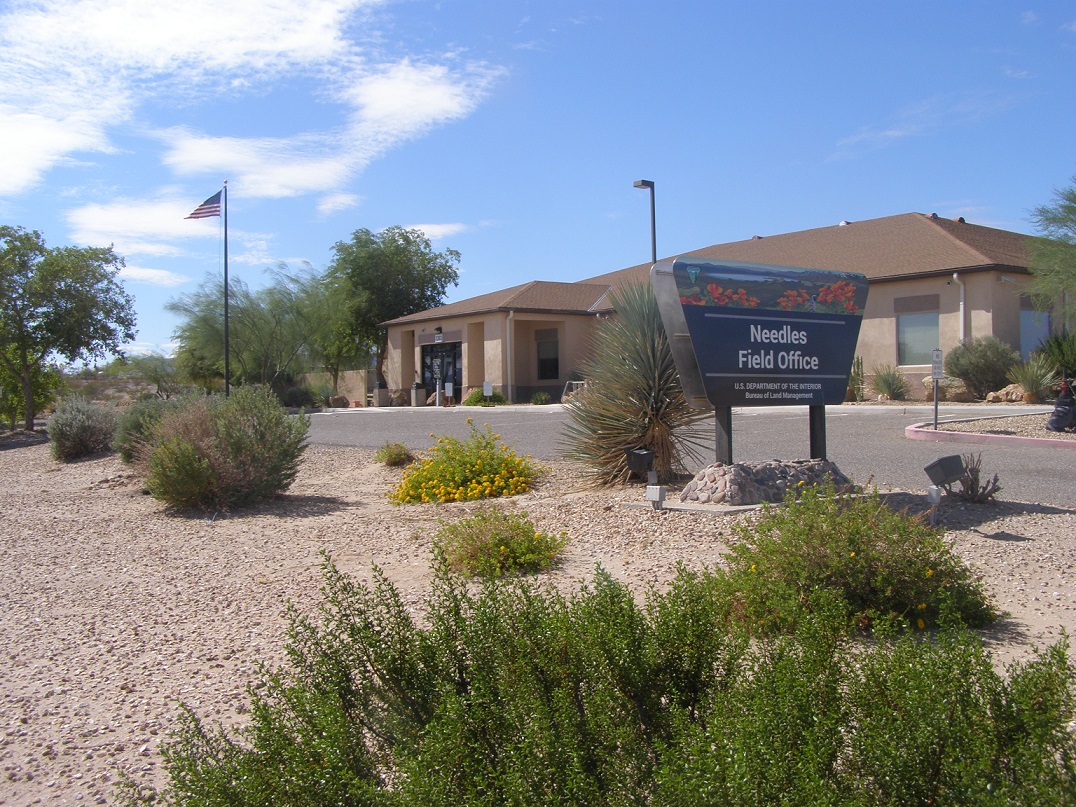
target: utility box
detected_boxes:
[925,455,964,486]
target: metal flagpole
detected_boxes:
[223,181,230,396]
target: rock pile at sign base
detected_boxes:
[679,458,854,506]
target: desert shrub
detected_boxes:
[372,441,413,467]
[434,505,567,577]
[280,385,316,408]
[945,336,1021,399]
[1038,332,1076,378]
[531,390,552,405]
[845,354,866,401]
[869,363,909,400]
[389,419,539,503]
[945,452,1002,503]
[461,386,509,406]
[126,557,1076,806]
[718,483,997,634]
[140,385,309,509]
[561,282,709,485]
[1008,353,1060,403]
[113,396,182,463]
[47,395,117,461]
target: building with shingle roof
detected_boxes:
[381,212,1051,403]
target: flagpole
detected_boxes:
[223,181,230,396]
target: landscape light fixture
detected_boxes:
[633,179,656,264]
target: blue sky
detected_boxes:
[2,1,1074,357]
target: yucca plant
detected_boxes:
[560,282,709,484]
[1007,353,1058,403]
[869,363,909,400]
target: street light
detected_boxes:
[633,179,656,264]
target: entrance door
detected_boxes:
[422,342,462,392]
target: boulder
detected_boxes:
[328,395,350,408]
[922,375,975,402]
[986,383,1025,403]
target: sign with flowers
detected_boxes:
[652,258,869,407]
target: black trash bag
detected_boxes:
[1047,384,1075,432]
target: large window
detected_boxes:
[535,329,559,381]
[1020,306,1051,360]
[895,295,939,366]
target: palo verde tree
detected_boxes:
[327,226,460,386]
[0,226,136,430]
[1027,174,1076,328]
[168,267,318,391]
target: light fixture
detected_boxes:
[633,179,656,264]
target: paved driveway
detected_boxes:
[306,403,1074,510]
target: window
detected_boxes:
[535,329,559,380]
[895,295,939,366]
[1020,306,1051,361]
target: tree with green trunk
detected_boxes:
[1027,175,1076,328]
[327,226,460,386]
[168,268,318,391]
[0,226,136,430]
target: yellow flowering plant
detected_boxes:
[390,421,540,504]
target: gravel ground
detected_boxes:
[935,412,1076,440]
[2,431,1075,805]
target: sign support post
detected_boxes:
[809,405,827,459]
[715,406,733,465]
[931,348,943,430]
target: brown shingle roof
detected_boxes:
[386,213,1034,324]
[381,280,612,326]
[581,212,1033,311]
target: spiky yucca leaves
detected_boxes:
[560,282,709,485]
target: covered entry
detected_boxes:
[422,341,462,393]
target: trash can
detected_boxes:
[411,385,426,407]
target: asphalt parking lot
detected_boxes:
[306,403,1073,510]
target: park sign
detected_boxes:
[652,258,869,408]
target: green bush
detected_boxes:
[47,395,117,461]
[719,483,997,633]
[869,363,909,400]
[434,505,567,577]
[945,336,1020,399]
[531,390,552,405]
[112,396,182,463]
[1007,353,1059,402]
[389,420,539,503]
[461,386,509,406]
[372,441,413,467]
[123,557,1076,806]
[1036,332,1076,379]
[280,385,316,408]
[140,385,309,509]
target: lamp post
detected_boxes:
[633,179,656,264]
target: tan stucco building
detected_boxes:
[382,212,1056,402]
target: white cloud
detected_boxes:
[0,0,500,200]
[1021,11,1039,25]
[830,92,1016,160]
[407,222,469,240]
[66,198,221,254]
[120,264,190,287]
[318,192,362,215]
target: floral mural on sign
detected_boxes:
[675,262,868,318]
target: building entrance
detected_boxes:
[422,342,462,393]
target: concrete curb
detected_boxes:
[905,420,1076,450]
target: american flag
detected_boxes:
[185,191,222,219]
